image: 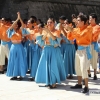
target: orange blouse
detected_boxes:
[67,26,92,46]
[67,28,79,40]
[91,25,100,42]
[11,30,22,42]
[0,25,10,41]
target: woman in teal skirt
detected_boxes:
[59,19,76,79]
[27,24,43,81]
[35,17,66,88]
[22,37,32,72]
[6,12,29,80]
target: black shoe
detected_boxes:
[45,85,50,87]
[29,78,34,81]
[10,77,17,80]
[67,75,73,79]
[93,75,97,80]
[48,85,57,89]
[88,74,91,77]
[0,71,4,74]
[81,87,89,93]
[70,84,82,89]
[17,77,23,81]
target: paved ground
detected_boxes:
[0,66,100,100]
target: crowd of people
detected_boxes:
[0,12,100,94]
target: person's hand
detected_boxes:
[17,12,20,19]
[43,28,50,33]
[65,25,73,32]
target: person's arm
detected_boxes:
[44,28,56,40]
[59,23,67,36]
[48,32,56,40]
[9,13,19,30]
[42,29,48,40]
[17,12,25,29]
[42,34,47,40]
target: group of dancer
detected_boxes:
[0,12,100,94]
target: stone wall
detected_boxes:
[0,0,100,22]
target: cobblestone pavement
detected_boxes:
[0,66,100,100]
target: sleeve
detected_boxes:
[6,28,15,38]
[67,28,78,41]
[22,28,30,35]
[67,32,74,40]
[60,34,71,44]
[0,28,3,39]
[92,26,100,42]
[36,35,45,47]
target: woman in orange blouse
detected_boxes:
[35,17,66,89]
[59,19,76,79]
[6,12,29,80]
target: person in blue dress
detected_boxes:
[24,22,43,81]
[6,12,29,80]
[35,17,66,89]
[57,19,76,79]
[22,18,36,74]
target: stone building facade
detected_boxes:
[0,0,100,22]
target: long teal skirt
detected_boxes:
[6,43,28,77]
[60,43,76,77]
[23,40,32,70]
[35,45,66,85]
[30,46,42,77]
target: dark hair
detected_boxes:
[37,19,42,22]
[38,23,44,28]
[85,15,89,20]
[23,19,28,24]
[89,13,97,21]
[65,19,70,24]
[71,14,76,19]
[5,18,12,22]
[59,15,66,20]
[17,20,21,29]
[47,17,55,22]
[28,19,34,24]
[77,14,88,24]
[30,16,37,22]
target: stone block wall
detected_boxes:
[0,0,100,23]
